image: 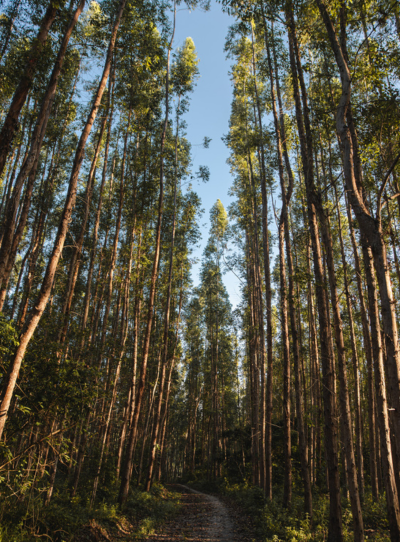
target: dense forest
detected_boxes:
[0,0,400,540]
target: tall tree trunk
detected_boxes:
[245,91,265,488]
[81,71,116,337]
[277,217,292,507]
[362,238,400,540]
[0,0,127,440]
[333,183,364,500]
[59,97,122,345]
[265,16,313,516]
[118,2,176,506]
[346,195,379,499]
[0,0,85,298]
[320,205,364,541]
[146,92,181,491]
[285,4,342,538]
[0,1,59,177]
[315,0,400,490]
[157,280,184,481]
[91,296,129,506]
[249,23,271,496]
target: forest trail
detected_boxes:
[145,485,253,542]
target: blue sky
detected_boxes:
[173,1,242,308]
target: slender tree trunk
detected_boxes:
[345,194,379,499]
[118,2,176,506]
[245,92,266,489]
[362,237,400,540]
[321,209,364,541]
[277,217,292,507]
[285,4,342,538]
[81,71,115,337]
[0,0,127,440]
[60,97,122,345]
[265,17,313,515]
[333,183,365,500]
[146,93,181,491]
[0,1,60,177]
[138,352,162,486]
[0,0,85,298]
[91,305,128,506]
[315,0,400,490]
[249,23,271,496]
[157,281,184,481]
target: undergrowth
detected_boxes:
[0,481,180,542]
[186,477,390,542]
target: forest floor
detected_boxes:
[144,484,260,542]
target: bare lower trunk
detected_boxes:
[362,237,400,540]
[277,219,292,507]
[118,3,175,506]
[315,0,400,507]
[59,99,119,345]
[249,25,271,496]
[334,184,364,500]
[346,198,378,499]
[285,4,342,538]
[145,90,180,491]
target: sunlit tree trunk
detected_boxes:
[285,4,342,538]
[0,0,85,305]
[0,0,127,441]
[118,2,176,506]
[0,1,59,177]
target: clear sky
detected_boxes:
[173,1,242,308]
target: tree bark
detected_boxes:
[285,4,342,538]
[315,0,400,491]
[118,2,175,506]
[0,0,85,298]
[362,237,400,540]
[0,0,127,440]
[0,1,59,177]
[250,65,271,497]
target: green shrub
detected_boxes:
[196,478,391,542]
[0,481,180,541]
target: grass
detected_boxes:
[0,481,181,542]
[183,476,390,542]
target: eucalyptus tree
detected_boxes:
[224,30,270,492]
[183,294,205,475]
[145,35,199,492]
[0,0,207,532]
[221,0,400,538]
[0,0,129,441]
[194,201,233,479]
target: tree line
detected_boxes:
[0,0,209,534]
[173,1,400,541]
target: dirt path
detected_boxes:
[144,484,253,541]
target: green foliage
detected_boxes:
[0,482,180,541]
[195,479,391,542]
[78,0,109,45]
[210,198,229,242]
[171,37,200,96]
[0,315,19,365]
[128,483,181,538]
